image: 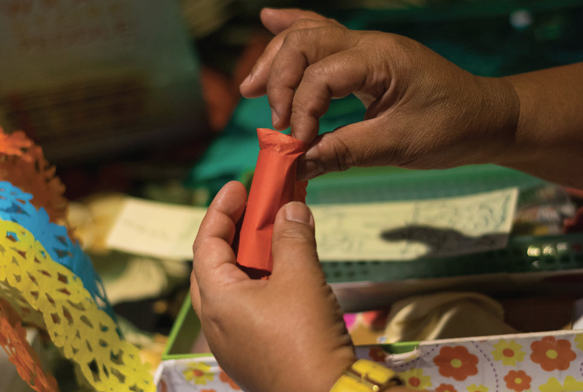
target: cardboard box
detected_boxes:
[156,294,583,392]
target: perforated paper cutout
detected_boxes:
[0,129,68,226]
[0,298,59,392]
[0,182,113,317]
[0,130,33,159]
[0,219,154,392]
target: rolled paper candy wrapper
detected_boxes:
[237,128,308,278]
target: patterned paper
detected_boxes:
[359,330,583,392]
[155,358,242,392]
[0,298,59,392]
[0,129,69,226]
[0,219,154,392]
[156,331,583,392]
[0,181,113,317]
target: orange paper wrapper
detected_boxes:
[237,128,308,278]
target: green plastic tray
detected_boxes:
[320,233,583,283]
[298,165,583,283]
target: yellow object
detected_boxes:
[466,385,488,392]
[183,362,214,385]
[574,334,583,352]
[398,368,432,390]
[0,220,154,392]
[330,359,402,392]
[491,339,525,366]
[539,376,583,392]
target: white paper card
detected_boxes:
[106,198,207,261]
[315,188,519,261]
[106,188,518,262]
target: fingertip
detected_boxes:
[271,107,280,128]
[277,201,314,227]
[271,202,320,278]
[239,74,259,98]
[297,157,325,181]
[261,8,327,34]
[239,61,269,98]
[260,7,277,20]
[239,83,255,98]
[260,7,285,34]
[239,73,253,89]
[270,115,290,131]
[197,181,246,244]
[214,181,247,207]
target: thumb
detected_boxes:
[270,202,324,281]
[260,8,330,35]
[297,118,402,181]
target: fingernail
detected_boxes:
[240,73,253,88]
[297,159,324,181]
[285,202,311,224]
[271,107,279,127]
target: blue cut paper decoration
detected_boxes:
[0,181,115,319]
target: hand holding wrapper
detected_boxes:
[236,128,308,278]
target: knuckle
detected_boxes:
[304,63,328,81]
[328,17,342,26]
[266,74,277,94]
[320,132,357,172]
[283,29,304,46]
[292,18,317,29]
[275,226,315,246]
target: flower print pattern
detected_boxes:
[399,368,432,390]
[492,340,525,366]
[183,362,214,385]
[433,346,479,381]
[530,337,576,372]
[504,370,531,392]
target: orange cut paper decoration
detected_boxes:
[0,130,33,158]
[0,299,59,392]
[237,129,308,277]
[0,128,69,227]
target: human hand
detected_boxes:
[240,8,520,181]
[190,181,355,392]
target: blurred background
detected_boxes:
[2,0,583,388]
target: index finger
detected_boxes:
[192,181,248,293]
[240,18,334,101]
[260,8,331,34]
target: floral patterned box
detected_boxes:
[359,330,583,392]
[156,328,583,392]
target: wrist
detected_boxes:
[473,75,522,166]
[498,74,549,167]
